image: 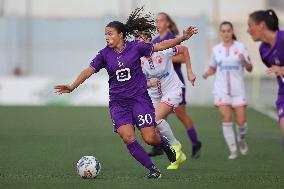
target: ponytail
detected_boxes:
[249,9,279,31]
[106,6,155,39]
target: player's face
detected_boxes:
[105,27,123,48]
[220,24,234,43]
[247,17,263,42]
[156,14,169,33]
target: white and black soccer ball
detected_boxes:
[76,156,101,179]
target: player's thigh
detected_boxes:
[233,105,247,126]
[155,102,174,121]
[116,124,136,144]
[109,101,134,132]
[218,105,233,122]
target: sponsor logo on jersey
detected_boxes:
[157,72,170,80]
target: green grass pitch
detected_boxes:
[0,106,283,189]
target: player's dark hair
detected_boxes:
[249,9,279,32]
[135,31,152,41]
[158,12,179,35]
[220,21,237,40]
[106,6,155,39]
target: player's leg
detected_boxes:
[140,126,176,163]
[280,118,284,149]
[175,104,202,158]
[233,105,248,155]
[218,105,238,159]
[156,102,180,146]
[276,101,284,149]
[133,94,176,164]
[175,88,201,158]
[155,102,186,169]
[110,101,160,179]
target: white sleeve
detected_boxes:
[208,52,217,68]
[161,46,180,58]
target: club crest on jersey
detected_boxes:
[118,61,124,67]
[234,48,239,55]
[156,56,163,64]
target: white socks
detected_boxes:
[222,122,237,153]
[157,119,180,146]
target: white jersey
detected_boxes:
[141,46,184,99]
[209,41,252,96]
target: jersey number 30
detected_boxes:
[116,68,131,82]
[138,114,153,126]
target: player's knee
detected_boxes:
[175,109,187,120]
[143,133,159,145]
[236,119,246,126]
[121,133,135,144]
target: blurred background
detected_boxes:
[0,0,283,118]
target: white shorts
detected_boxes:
[151,88,183,109]
[214,93,247,107]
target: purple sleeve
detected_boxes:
[136,41,154,57]
[89,51,106,72]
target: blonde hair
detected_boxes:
[158,12,179,35]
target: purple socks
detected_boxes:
[187,127,199,145]
[127,140,157,171]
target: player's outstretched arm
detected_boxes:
[153,26,198,52]
[174,46,196,86]
[54,67,96,95]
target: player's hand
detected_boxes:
[239,53,246,65]
[149,78,158,87]
[202,72,208,79]
[54,85,74,95]
[266,65,284,76]
[182,26,198,40]
[187,72,196,86]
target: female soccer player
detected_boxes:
[136,31,196,169]
[247,9,284,148]
[149,12,202,159]
[54,7,198,179]
[203,21,253,159]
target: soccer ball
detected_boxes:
[76,156,101,179]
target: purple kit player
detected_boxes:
[148,12,202,158]
[54,7,198,179]
[247,9,284,148]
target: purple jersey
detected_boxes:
[90,41,153,101]
[152,31,185,84]
[259,30,284,96]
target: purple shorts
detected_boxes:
[109,92,156,132]
[276,97,284,121]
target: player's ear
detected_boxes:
[259,21,266,30]
[118,32,124,39]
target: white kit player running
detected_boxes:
[203,21,253,159]
[136,31,196,169]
